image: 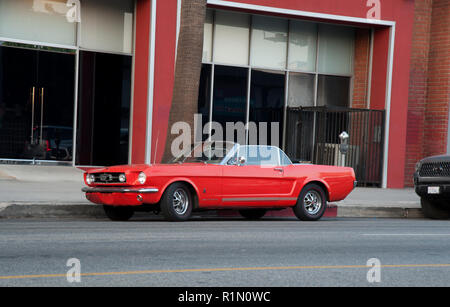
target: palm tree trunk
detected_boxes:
[162,0,206,162]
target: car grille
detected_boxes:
[419,162,450,177]
[93,173,124,184]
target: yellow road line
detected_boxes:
[1,264,450,280]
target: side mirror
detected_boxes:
[238,156,246,166]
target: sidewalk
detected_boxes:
[0,164,423,219]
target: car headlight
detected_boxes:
[119,174,127,183]
[86,174,95,185]
[138,172,146,185]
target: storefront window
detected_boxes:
[80,0,134,54]
[288,72,315,108]
[317,75,351,107]
[0,0,77,46]
[200,9,356,149]
[203,9,213,62]
[213,10,250,66]
[212,65,248,144]
[198,64,212,133]
[318,24,355,75]
[249,69,285,146]
[76,51,131,166]
[250,15,288,70]
[288,21,317,72]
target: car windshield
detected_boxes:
[171,141,236,164]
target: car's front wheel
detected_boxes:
[239,209,267,220]
[293,184,327,221]
[103,205,134,221]
[421,198,450,220]
[160,183,193,221]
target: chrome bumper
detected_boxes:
[82,187,159,194]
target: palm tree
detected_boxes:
[162,0,206,162]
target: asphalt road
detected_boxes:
[0,217,449,287]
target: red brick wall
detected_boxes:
[352,28,371,109]
[423,0,450,158]
[404,0,433,186]
[405,0,450,186]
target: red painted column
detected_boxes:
[131,0,151,164]
[150,0,178,164]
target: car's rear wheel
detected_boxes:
[421,198,450,220]
[161,183,193,221]
[293,184,327,221]
[239,209,267,220]
[103,205,134,221]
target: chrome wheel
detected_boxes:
[172,188,189,215]
[303,190,322,215]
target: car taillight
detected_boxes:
[45,140,51,152]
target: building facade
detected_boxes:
[0,0,449,189]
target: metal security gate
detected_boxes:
[285,107,385,187]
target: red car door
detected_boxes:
[220,146,296,207]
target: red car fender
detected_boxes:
[158,177,201,204]
[299,177,332,201]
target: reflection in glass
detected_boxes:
[250,15,288,69]
[213,10,250,66]
[203,9,214,62]
[288,21,317,72]
[317,75,351,107]
[198,64,212,140]
[80,0,134,54]
[76,51,131,166]
[212,65,248,144]
[0,45,75,161]
[288,72,315,108]
[249,69,285,146]
[318,24,355,75]
[0,0,77,46]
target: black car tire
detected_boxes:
[293,184,327,221]
[421,198,450,220]
[103,205,134,221]
[239,209,267,220]
[161,183,193,221]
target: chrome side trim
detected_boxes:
[222,197,298,202]
[82,187,159,194]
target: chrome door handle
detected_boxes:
[274,168,284,173]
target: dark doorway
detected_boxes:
[76,51,132,166]
[0,45,75,162]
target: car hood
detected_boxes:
[87,163,211,174]
[420,155,450,163]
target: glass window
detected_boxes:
[213,10,250,66]
[0,0,77,46]
[212,65,248,144]
[288,21,317,72]
[76,51,132,166]
[203,9,213,62]
[288,72,315,108]
[250,15,288,70]
[80,0,134,54]
[318,24,355,75]
[317,75,351,107]
[279,148,293,165]
[238,145,279,166]
[198,64,212,139]
[249,69,285,147]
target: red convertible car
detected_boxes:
[82,142,356,222]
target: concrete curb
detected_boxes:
[0,202,424,219]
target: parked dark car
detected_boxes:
[414,155,450,219]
